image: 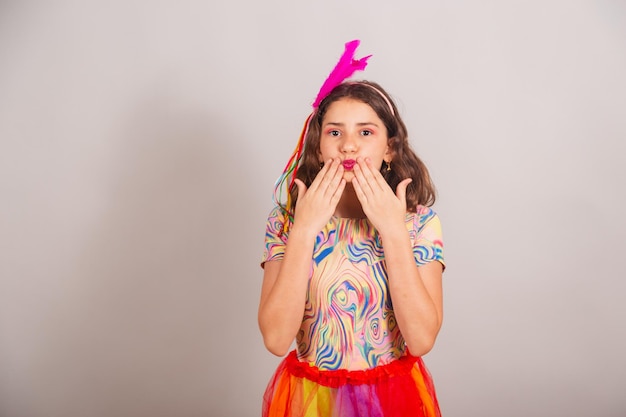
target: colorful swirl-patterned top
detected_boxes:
[262,205,444,371]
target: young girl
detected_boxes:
[258,41,444,417]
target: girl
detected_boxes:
[258,41,444,417]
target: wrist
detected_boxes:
[377,221,409,242]
[288,223,320,242]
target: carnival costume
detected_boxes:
[262,41,444,417]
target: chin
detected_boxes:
[343,172,355,183]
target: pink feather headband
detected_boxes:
[273,40,372,233]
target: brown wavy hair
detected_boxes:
[290,81,436,212]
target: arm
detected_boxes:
[258,226,317,357]
[258,159,346,356]
[377,225,443,356]
[352,157,443,356]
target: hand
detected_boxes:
[352,157,412,235]
[292,158,346,235]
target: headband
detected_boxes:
[347,82,395,116]
[273,40,372,234]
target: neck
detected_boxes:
[334,184,366,218]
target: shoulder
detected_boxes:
[266,205,284,221]
[406,205,442,232]
[264,205,291,239]
[406,205,445,266]
[262,206,290,265]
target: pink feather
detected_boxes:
[312,40,372,108]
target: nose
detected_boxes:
[340,132,357,153]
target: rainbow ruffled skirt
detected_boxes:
[263,350,441,417]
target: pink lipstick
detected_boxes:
[342,159,356,170]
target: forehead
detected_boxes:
[322,98,380,123]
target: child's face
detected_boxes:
[318,98,392,183]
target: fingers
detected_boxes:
[351,174,368,205]
[353,157,412,208]
[352,158,383,208]
[396,178,412,205]
[293,178,307,197]
[325,159,345,197]
[353,157,388,195]
[296,158,345,216]
[330,178,347,207]
[306,159,331,193]
[309,158,344,197]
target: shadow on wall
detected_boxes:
[20,94,252,417]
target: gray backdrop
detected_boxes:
[1,1,625,416]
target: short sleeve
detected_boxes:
[409,206,445,269]
[260,206,289,268]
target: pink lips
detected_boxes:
[342,159,356,170]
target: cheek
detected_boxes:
[317,145,328,161]
[318,141,332,157]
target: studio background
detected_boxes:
[1,1,625,416]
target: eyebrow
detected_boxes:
[323,122,380,127]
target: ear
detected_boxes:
[384,137,396,161]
